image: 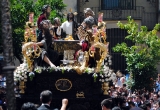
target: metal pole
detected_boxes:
[1,0,16,110]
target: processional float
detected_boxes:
[14,12,117,95]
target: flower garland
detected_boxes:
[14,54,117,84]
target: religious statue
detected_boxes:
[61,9,78,40]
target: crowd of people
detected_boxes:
[17,86,160,110]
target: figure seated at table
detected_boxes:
[76,16,95,67]
[35,20,59,68]
[49,17,63,40]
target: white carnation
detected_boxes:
[105,78,108,81]
[24,75,27,78]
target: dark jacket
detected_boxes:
[37,105,52,110]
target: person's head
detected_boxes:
[101,99,112,110]
[152,101,158,110]
[67,12,74,21]
[135,95,142,103]
[53,17,61,26]
[84,8,95,18]
[144,100,151,110]
[82,16,94,29]
[139,104,147,110]
[39,20,50,31]
[153,93,158,101]
[112,106,121,110]
[21,102,37,110]
[112,91,118,98]
[120,77,125,84]
[128,101,135,108]
[42,5,51,18]
[46,20,52,28]
[40,90,52,104]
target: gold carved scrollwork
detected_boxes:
[55,79,72,91]
[53,41,81,55]
[76,91,85,98]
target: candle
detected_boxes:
[92,26,98,35]
[98,13,103,22]
[29,12,34,23]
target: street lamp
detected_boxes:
[80,0,89,6]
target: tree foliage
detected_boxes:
[0,0,66,62]
[113,16,160,90]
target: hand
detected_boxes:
[62,98,68,106]
[60,98,68,110]
[77,43,82,46]
[51,64,57,70]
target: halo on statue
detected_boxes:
[64,8,78,16]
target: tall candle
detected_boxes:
[98,13,103,22]
[92,26,98,35]
[29,12,34,23]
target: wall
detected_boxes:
[63,0,77,14]
[80,0,156,13]
[105,20,141,29]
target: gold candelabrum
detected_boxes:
[17,12,42,94]
[24,22,37,43]
[101,82,109,95]
[19,81,26,94]
[74,12,109,74]
[89,20,109,73]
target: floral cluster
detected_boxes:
[13,55,117,84]
[104,55,112,66]
[34,66,74,74]
[99,65,117,84]
[14,63,28,82]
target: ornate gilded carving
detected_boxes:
[24,25,37,43]
[76,91,85,98]
[53,40,81,55]
[101,82,109,95]
[19,81,26,94]
[73,51,89,74]
[55,79,72,91]
[22,42,41,72]
[88,16,109,73]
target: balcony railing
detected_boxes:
[90,6,144,20]
[79,5,157,30]
[101,0,136,10]
[88,6,156,30]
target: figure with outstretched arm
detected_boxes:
[35,20,59,68]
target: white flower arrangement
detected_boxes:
[13,56,117,85]
[97,65,117,84]
[14,62,29,82]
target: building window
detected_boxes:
[101,0,135,10]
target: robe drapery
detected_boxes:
[35,30,59,67]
